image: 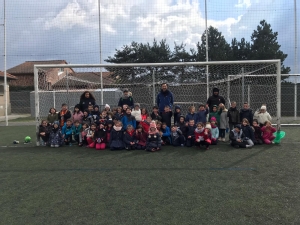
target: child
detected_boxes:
[261,120,276,144]
[81,123,89,146]
[156,121,162,132]
[185,106,198,123]
[160,105,173,128]
[146,121,161,152]
[170,125,185,147]
[151,106,162,121]
[114,107,123,121]
[62,119,73,146]
[121,108,137,130]
[58,103,72,127]
[194,122,211,150]
[208,105,221,127]
[240,102,253,126]
[104,104,111,112]
[141,108,149,121]
[160,122,171,145]
[72,120,82,146]
[195,104,208,124]
[49,121,64,147]
[109,121,125,150]
[140,116,152,134]
[47,108,58,125]
[252,119,263,145]
[254,105,272,127]
[185,120,196,147]
[135,125,148,150]
[241,118,254,148]
[94,122,107,150]
[87,104,94,116]
[173,105,182,125]
[86,123,97,148]
[219,103,229,142]
[72,104,83,124]
[98,110,108,125]
[229,124,249,148]
[123,125,137,150]
[227,101,240,130]
[39,120,50,146]
[82,110,94,126]
[176,115,187,137]
[131,103,142,126]
[210,117,219,145]
[91,105,101,122]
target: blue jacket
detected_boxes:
[62,123,73,136]
[156,90,174,112]
[241,125,255,142]
[121,115,137,130]
[185,113,198,123]
[196,109,208,124]
[211,127,219,139]
[72,124,82,136]
[161,126,171,137]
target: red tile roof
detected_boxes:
[7,60,68,74]
[0,71,17,80]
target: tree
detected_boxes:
[250,20,290,74]
[231,37,251,60]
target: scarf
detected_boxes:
[195,128,204,133]
[148,128,158,135]
[113,126,122,131]
[127,130,135,136]
[60,109,68,127]
[211,124,217,128]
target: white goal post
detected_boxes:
[34,60,281,146]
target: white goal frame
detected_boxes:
[34,60,281,146]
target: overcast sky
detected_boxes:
[0,0,299,73]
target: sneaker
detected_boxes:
[218,137,222,141]
[180,144,184,147]
[222,138,226,142]
[246,145,253,148]
[55,145,59,148]
[51,145,55,148]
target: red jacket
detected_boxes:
[194,128,211,142]
[261,126,276,140]
[135,131,148,146]
[140,121,150,134]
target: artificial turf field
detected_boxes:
[0,126,299,224]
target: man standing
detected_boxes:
[118,89,134,109]
[156,83,174,113]
[206,87,225,111]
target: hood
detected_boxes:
[212,87,219,96]
[175,105,181,110]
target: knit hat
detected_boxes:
[261,105,266,110]
[94,105,99,109]
[210,117,216,122]
[213,87,219,93]
[175,105,181,110]
[105,104,110,109]
[123,88,129,93]
[205,124,211,130]
[134,103,140,107]
[234,124,241,130]
[212,105,218,108]
[150,121,157,129]
[53,121,59,126]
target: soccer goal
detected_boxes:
[34,60,281,146]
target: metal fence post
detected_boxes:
[152,70,155,106]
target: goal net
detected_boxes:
[34,60,281,145]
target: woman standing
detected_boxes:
[79,91,96,111]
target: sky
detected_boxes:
[0,0,299,74]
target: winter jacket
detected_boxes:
[146,133,162,150]
[261,126,276,140]
[118,95,134,108]
[156,90,174,112]
[196,109,208,124]
[227,107,240,124]
[150,112,162,121]
[185,125,196,138]
[253,111,272,125]
[58,110,72,127]
[62,124,73,137]
[161,126,171,137]
[47,113,58,124]
[206,88,225,111]
[72,124,82,136]
[79,97,96,111]
[170,129,184,144]
[229,129,245,142]
[131,109,142,122]
[139,121,150,134]
[240,108,253,125]
[94,128,107,143]
[185,113,198,123]
[160,111,173,128]
[194,128,210,141]
[173,105,182,125]
[209,110,221,125]
[135,131,148,146]
[219,110,229,129]
[109,128,125,148]
[121,114,137,130]
[241,125,255,142]
[49,127,63,146]
[82,114,94,126]
[72,111,84,124]
[123,131,137,146]
[177,122,187,137]
[253,126,263,142]
[39,125,50,142]
[211,126,219,139]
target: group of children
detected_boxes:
[38,100,277,151]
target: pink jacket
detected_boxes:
[261,126,276,140]
[73,111,84,123]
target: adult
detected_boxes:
[206,87,225,112]
[156,83,174,113]
[118,89,134,108]
[79,91,96,112]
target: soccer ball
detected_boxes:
[24,136,31,143]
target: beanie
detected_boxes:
[210,117,216,121]
[205,123,212,130]
[53,121,59,126]
[261,105,267,110]
[134,103,140,107]
[105,104,110,109]
[150,121,157,129]
[213,87,219,93]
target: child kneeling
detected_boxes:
[93,122,107,150]
[170,125,185,147]
[146,121,161,152]
[261,120,276,144]
[194,122,211,150]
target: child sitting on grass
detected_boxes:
[62,119,73,146]
[49,121,63,148]
[146,121,161,152]
[72,120,82,146]
[123,125,137,150]
[39,120,50,146]
[194,122,211,150]
[135,125,147,150]
[160,122,171,145]
[93,122,107,150]
[252,119,263,145]
[261,120,276,144]
[109,121,125,150]
[170,125,185,147]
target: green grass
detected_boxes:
[8,116,35,122]
[0,126,299,224]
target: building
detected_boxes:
[0,71,18,116]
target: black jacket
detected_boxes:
[79,98,96,111]
[240,108,253,125]
[118,96,134,108]
[206,88,225,111]
[241,125,255,142]
[227,107,240,123]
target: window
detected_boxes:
[0,84,4,95]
